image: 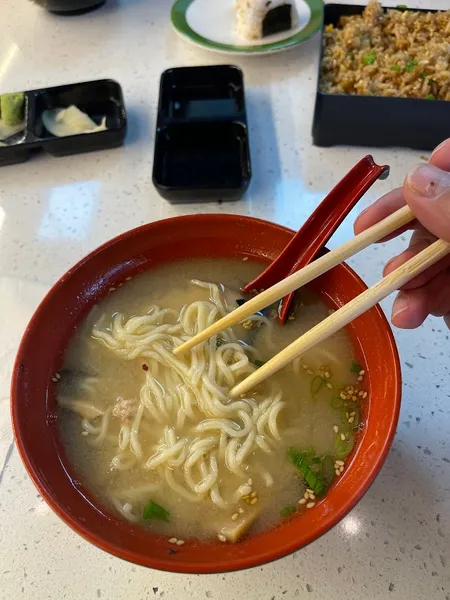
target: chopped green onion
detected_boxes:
[143,499,170,522]
[321,455,335,487]
[254,359,266,368]
[288,448,326,497]
[310,375,325,396]
[405,60,418,73]
[426,94,436,100]
[334,432,355,460]
[311,456,322,464]
[350,361,362,374]
[396,4,407,8]
[390,65,402,72]
[330,396,344,409]
[419,71,429,80]
[363,52,377,65]
[280,505,296,518]
[428,78,437,86]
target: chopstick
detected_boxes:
[173,204,414,357]
[230,237,450,398]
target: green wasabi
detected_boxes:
[0,93,25,126]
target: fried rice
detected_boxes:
[320,0,450,100]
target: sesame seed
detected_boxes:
[340,392,346,400]
[250,497,258,505]
[169,538,178,544]
[340,433,346,441]
[298,498,307,505]
[333,425,339,433]
[357,376,363,382]
[306,489,314,494]
[359,370,365,376]
[309,493,316,500]
[324,371,330,379]
[238,507,244,514]
[335,469,341,476]
[339,466,344,473]
[55,372,61,380]
[350,411,356,417]
[363,391,368,399]
[306,502,315,509]
[242,256,248,261]
[81,431,89,436]
[335,460,344,466]
[231,513,239,521]
[176,539,185,546]
[218,534,227,543]
[51,377,58,383]
[108,287,115,292]
[349,417,355,424]
[250,491,257,498]
[307,369,314,375]
[125,276,132,281]
[352,395,357,401]
[326,383,333,389]
[247,478,253,486]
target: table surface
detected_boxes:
[0,1,448,599]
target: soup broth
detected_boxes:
[57,258,365,543]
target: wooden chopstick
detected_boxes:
[173,205,414,356]
[230,237,450,398]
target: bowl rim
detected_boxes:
[11,213,402,573]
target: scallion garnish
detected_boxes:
[396,4,407,8]
[334,432,355,460]
[330,396,344,409]
[426,94,436,100]
[350,361,362,374]
[143,500,170,522]
[405,60,418,73]
[363,52,376,65]
[310,375,325,396]
[390,65,401,72]
[288,448,326,497]
[280,505,296,518]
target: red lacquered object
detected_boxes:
[242,155,390,323]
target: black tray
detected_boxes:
[152,65,251,202]
[312,4,450,150]
[0,79,126,167]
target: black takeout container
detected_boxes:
[312,4,450,150]
[152,65,252,202]
[0,79,126,167]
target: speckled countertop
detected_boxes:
[0,1,448,598]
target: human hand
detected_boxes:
[354,139,450,330]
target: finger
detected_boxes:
[403,163,450,243]
[391,269,450,329]
[353,187,418,240]
[429,137,450,171]
[381,229,450,289]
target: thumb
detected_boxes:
[403,163,450,243]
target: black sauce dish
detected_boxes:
[30,0,106,14]
[312,3,450,151]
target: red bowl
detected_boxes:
[11,214,401,573]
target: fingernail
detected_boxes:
[392,292,410,321]
[406,163,450,199]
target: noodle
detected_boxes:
[85,280,284,513]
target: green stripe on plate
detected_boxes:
[171,0,324,55]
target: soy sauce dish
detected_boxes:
[11,215,401,573]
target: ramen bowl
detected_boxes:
[11,214,401,573]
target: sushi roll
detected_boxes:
[236,0,297,41]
